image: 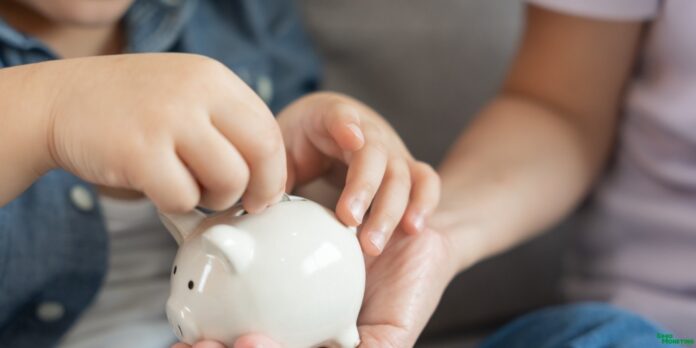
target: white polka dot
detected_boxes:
[257,75,274,103]
[36,302,65,322]
[70,185,94,212]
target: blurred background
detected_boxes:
[297,1,572,346]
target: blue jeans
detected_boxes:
[481,302,669,348]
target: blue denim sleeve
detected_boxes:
[180,0,322,113]
[253,0,322,111]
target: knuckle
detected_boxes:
[311,91,349,104]
[212,176,242,198]
[360,180,379,197]
[369,142,389,159]
[187,55,229,78]
[251,126,284,161]
[177,55,238,94]
[388,158,410,175]
[231,164,251,190]
[326,101,360,122]
[220,174,250,202]
[101,167,128,188]
[393,175,412,192]
[414,161,440,183]
[387,159,411,187]
[360,119,384,139]
[412,161,441,204]
[377,209,402,230]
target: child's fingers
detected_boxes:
[212,111,286,213]
[335,142,388,226]
[321,103,365,152]
[178,123,250,211]
[297,101,365,161]
[134,148,200,214]
[359,159,411,255]
[402,161,441,235]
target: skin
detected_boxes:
[0,1,439,347]
[0,53,288,214]
[278,92,439,254]
[191,5,649,348]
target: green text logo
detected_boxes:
[657,333,694,346]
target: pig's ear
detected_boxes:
[202,225,255,274]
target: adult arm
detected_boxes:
[434,6,646,270]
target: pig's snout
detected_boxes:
[167,298,201,344]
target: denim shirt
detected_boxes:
[0,1,319,346]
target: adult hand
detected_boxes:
[177,228,458,348]
[354,228,456,347]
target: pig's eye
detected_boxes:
[188,280,194,290]
[172,266,177,275]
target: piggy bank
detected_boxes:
[159,195,365,348]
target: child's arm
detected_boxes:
[0,62,57,206]
[0,53,287,213]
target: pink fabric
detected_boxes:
[528,0,660,20]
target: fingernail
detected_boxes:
[369,227,387,252]
[413,212,425,232]
[346,123,364,143]
[349,193,367,224]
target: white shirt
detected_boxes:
[59,195,178,348]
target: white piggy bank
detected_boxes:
[159,195,365,348]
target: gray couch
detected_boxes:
[298,1,571,346]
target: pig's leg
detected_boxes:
[333,325,360,348]
[314,326,360,348]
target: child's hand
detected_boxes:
[42,53,286,213]
[278,92,440,255]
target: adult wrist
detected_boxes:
[429,207,493,274]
